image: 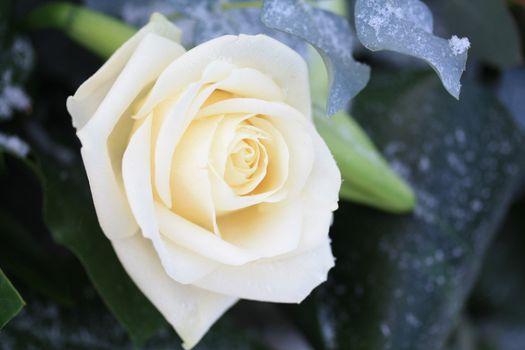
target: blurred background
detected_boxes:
[1,0,525,349]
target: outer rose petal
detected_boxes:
[193,239,335,303]
[298,123,342,250]
[67,14,182,130]
[137,34,310,119]
[112,233,237,349]
[68,23,185,240]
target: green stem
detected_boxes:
[21,2,136,59]
[222,1,263,10]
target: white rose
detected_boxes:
[67,15,341,349]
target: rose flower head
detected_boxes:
[67,14,341,348]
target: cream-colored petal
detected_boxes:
[209,114,255,177]
[155,204,260,265]
[67,16,182,130]
[169,116,224,233]
[122,116,217,284]
[194,240,334,303]
[112,233,237,349]
[198,98,304,120]
[209,173,278,215]
[137,34,310,118]
[200,98,314,201]
[218,67,284,101]
[262,114,314,199]
[153,81,203,207]
[122,116,158,238]
[80,144,139,240]
[153,61,234,207]
[297,125,342,250]
[209,116,290,215]
[159,236,218,284]
[218,199,302,258]
[247,116,289,197]
[74,33,185,240]
[78,33,185,141]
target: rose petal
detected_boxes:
[122,116,217,284]
[169,116,224,233]
[297,124,341,250]
[74,33,185,240]
[112,233,237,349]
[218,198,303,258]
[137,35,310,118]
[155,203,260,266]
[67,15,182,130]
[153,61,234,208]
[209,114,291,215]
[193,239,334,303]
[200,98,314,201]
[209,114,255,177]
[218,67,285,102]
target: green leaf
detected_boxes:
[0,151,75,304]
[0,148,165,342]
[427,0,523,69]
[444,199,525,350]
[38,158,167,344]
[285,72,525,350]
[0,268,24,328]
[0,209,74,306]
[469,199,525,324]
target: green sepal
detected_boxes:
[314,109,415,213]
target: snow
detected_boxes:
[448,35,471,56]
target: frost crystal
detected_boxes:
[448,35,471,56]
[355,0,469,99]
[0,133,30,157]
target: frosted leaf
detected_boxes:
[87,0,307,55]
[262,0,370,116]
[355,0,469,99]
[0,133,30,157]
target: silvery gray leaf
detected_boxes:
[355,0,469,99]
[261,0,370,116]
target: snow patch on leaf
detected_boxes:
[355,0,469,99]
[448,35,470,56]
